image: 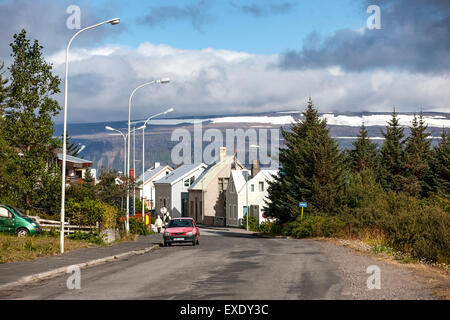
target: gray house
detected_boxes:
[154,163,207,218]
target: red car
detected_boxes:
[163,217,200,246]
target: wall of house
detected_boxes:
[188,190,203,224]
[154,184,171,218]
[171,166,206,218]
[225,176,239,227]
[141,168,172,209]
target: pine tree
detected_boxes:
[348,121,378,172]
[379,108,406,192]
[2,30,61,215]
[264,98,344,222]
[403,112,431,196]
[423,128,449,198]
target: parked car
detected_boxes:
[0,205,42,236]
[163,217,200,246]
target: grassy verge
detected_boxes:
[0,234,93,264]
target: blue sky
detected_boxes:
[0,0,449,123]
[87,0,365,54]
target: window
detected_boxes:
[223,178,229,190]
[190,176,195,185]
[218,178,224,191]
[184,179,190,187]
[250,184,254,192]
[0,207,9,218]
[259,181,264,192]
[233,205,236,218]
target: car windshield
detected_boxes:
[168,219,193,228]
[10,206,26,218]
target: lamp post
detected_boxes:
[105,126,127,176]
[106,125,140,212]
[60,18,120,254]
[126,79,170,233]
[140,108,174,223]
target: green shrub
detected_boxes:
[68,231,104,245]
[129,217,151,235]
[240,215,259,231]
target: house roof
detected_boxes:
[136,165,172,184]
[57,153,92,168]
[189,156,244,191]
[230,169,250,193]
[154,163,207,186]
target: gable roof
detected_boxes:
[136,165,173,184]
[230,169,250,194]
[189,156,244,191]
[154,163,207,186]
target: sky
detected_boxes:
[0,0,449,123]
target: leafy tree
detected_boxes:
[348,121,378,172]
[379,108,406,192]
[264,98,344,223]
[2,30,61,214]
[403,112,431,196]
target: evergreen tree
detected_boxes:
[403,112,431,196]
[264,98,344,223]
[423,128,449,198]
[2,30,61,215]
[348,121,378,172]
[379,108,406,192]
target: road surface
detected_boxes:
[0,228,438,299]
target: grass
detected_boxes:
[0,234,93,264]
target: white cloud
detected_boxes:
[47,41,450,123]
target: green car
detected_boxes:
[0,205,42,236]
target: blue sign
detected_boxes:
[299,202,307,208]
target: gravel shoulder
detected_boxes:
[317,239,449,300]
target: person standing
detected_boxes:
[155,215,163,233]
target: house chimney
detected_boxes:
[154,162,160,168]
[218,147,227,162]
[251,160,260,178]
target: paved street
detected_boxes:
[0,228,437,300]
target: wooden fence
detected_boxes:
[29,216,98,235]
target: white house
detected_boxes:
[154,163,207,218]
[136,162,173,210]
[225,161,277,227]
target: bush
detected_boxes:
[65,198,118,230]
[68,231,104,245]
[129,217,151,235]
[240,215,259,231]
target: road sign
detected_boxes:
[160,207,167,214]
[299,202,307,207]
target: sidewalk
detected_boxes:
[0,234,163,288]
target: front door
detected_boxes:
[0,206,14,233]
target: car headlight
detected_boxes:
[31,222,37,226]
[186,231,193,236]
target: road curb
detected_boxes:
[0,244,160,291]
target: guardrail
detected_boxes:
[29,216,98,235]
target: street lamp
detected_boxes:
[60,18,120,254]
[126,79,170,233]
[105,126,127,176]
[139,108,174,223]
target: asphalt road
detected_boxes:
[0,228,437,300]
